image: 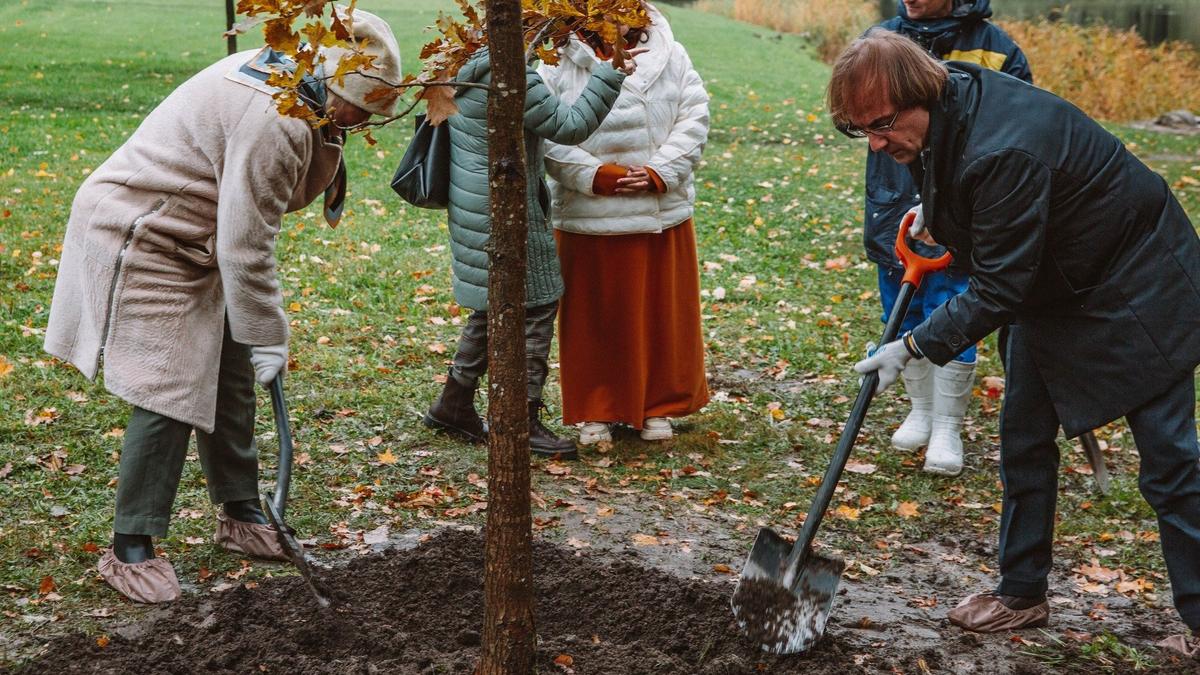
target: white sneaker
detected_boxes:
[579,422,612,445]
[640,417,673,441]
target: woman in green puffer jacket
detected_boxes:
[423,45,640,458]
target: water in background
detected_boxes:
[877,0,1200,47]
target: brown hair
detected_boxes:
[827,28,949,126]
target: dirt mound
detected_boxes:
[18,529,1162,674]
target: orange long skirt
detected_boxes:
[555,220,709,429]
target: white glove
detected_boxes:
[905,204,935,245]
[250,343,288,386]
[853,339,912,394]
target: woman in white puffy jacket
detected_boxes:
[539,3,710,445]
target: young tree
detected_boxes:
[478,2,535,670]
[230,3,647,672]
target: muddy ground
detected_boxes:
[15,489,1200,674]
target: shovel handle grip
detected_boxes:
[894,210,952,288]
[268,374,294,519]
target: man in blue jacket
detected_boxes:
[836,31,1200,657]
[864,0,1031,476]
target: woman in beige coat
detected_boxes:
[43,9,401,604]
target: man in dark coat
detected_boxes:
[834,30,1200,657]
[864,0,1031,476]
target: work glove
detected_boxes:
[905,205,935,245]
[853,339,912,394]
[250,343,288,386]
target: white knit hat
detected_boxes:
[322,7,402,117]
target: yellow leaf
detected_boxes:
[631,533,659,546]
[834,504,860,520]
[288,301,302,312]
[376,449,397,464]
[895,501,920,518]
[0,355,13,378]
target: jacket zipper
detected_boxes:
[97,198,166,369]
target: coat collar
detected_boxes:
[561,3,672,91]
[921,65,981,237]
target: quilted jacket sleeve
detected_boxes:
[646,44,709,192]
[524,63,625,146]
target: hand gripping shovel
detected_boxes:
[731,212,951,653]
[264,374,335,608]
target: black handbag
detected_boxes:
[391,114,451,209]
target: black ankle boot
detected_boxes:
[424,372,487,443]
[113,532,154,564]
[529,400,577,459]
[223,498,268,525]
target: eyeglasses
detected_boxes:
[836,109,902,139]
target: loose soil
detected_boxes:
[19,524,1200,673]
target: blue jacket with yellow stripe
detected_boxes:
[864,0,1032,272]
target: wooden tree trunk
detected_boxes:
[225,0,237,55]
[478,0,535,673]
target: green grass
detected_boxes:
[1,0,1199,667]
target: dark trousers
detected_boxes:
[450,301,558,401]
[997,325,1200,629]
[113,323,259,537]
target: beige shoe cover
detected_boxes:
[215,511,289,561]
[1157,633,1200,659]
[947,593,1049,632]
[97,548,181,604]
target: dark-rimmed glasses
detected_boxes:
[836,109,902,139]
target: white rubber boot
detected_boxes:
[924,360,975,476]
[891,358,933,451]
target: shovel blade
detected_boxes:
[264,493,335,609]
[730,528,845,654]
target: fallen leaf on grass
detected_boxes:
[24,408,60,426]
[834,505,860,520]
[38,577,55,595]
[895,501,920,518]
[376,449,397,464]
[844,460,876,474]
[95,635,110,648]
[0,463,12,479]
[631,533,660,546]
[0,355,13,378]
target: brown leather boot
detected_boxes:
[424,373,487,444]
[529,400,577,459]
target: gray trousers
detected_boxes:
[113,323,260,537]
[450,301,558,401]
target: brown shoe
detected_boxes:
[97,548,180,604]
[1157,631,1200,659]
[215,511,289,561]
[947,592,1049,632]
[529,399,577,459]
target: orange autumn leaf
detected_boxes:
[38,576,56,595]
[895,501,921,518]
[376,449,398,465]
[554,653,574,667]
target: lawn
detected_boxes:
[1,0,1199,669]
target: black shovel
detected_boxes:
[731,212,951,653]
[264,373,335,608]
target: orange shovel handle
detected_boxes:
[894,210,952,287]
